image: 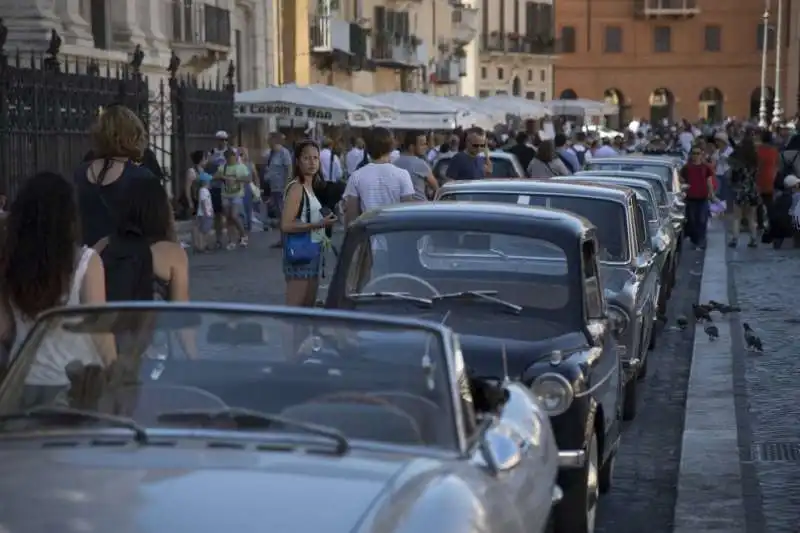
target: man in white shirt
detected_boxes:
[678,124,695,154]
[345,137,365,176]
[320,139,344,182]
[344,127,415,228]
[713,132,734,201]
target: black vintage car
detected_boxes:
[326,202,624,533]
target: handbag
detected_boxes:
[284,186,321,264]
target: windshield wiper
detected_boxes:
[0,406,148,443]
[348,292,433,307]
[432,290,523,315]
[156,407,350,455]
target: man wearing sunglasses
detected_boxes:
[680,145,717,249]
[445,127,493,181]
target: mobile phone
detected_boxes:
[320,207,333,217]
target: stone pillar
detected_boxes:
[52,0,94,47]
[140,0,170,58]
[110,0,148,49]
[280,0,310,85]
[2,0,63,50]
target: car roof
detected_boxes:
[588,156,675,167]
[352,201,595,237]
[575,170,664,181]
[555,176,655,194]
[440,178,633,203]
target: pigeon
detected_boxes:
[676,315,689,330]
[743,323,764,352]
[708,300,741,315]
[704,321,719,341]
[693,303,712,322]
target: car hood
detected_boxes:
[0,445,418,532]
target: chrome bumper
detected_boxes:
[552,485,564,504]
[558,449,585,469]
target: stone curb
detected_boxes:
[672,221,746,533]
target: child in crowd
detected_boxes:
[192,172,214,252]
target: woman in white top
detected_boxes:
[281,140,338,307]
[0,172,113,407]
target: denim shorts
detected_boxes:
[196,215,213,234]
[222,196,244,216]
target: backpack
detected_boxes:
[557,153,576,174]
[101,230,154,302]
[776,152,800,191]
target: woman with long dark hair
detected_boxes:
[727,137,760,248]
[0,172,113,403]
[281,140,338,307]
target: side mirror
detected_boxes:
[479,425,522,474]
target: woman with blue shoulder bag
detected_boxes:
[281,140,337,307]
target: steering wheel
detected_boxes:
[362,273,441,297]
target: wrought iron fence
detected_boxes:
[0,23,236,202]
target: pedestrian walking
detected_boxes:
[74,105,156,247]
[215,149,250,250]
[756,130,779,231]
[192,173,215,252]
[527,140,570,177]
[0,172,114,400]
[282,140,338,307]
[680,145,716,249]
[392,131,439,200]
[262,133,293,248]
[727,137,760,248]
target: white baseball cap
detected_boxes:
[784,175,800,188]
[215,130,229,140]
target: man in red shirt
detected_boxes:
[679,145,717,249]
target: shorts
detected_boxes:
[210,187,223,214]
[222,196,244,216]
[283,246,322,280]
[196,215,213,234]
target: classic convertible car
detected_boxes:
[574,169,685,256]
[554,175,675,319]
[326,202,623,533]
[0,303,561,533]
[437,180,659,420]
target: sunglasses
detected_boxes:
[471,143,486,148]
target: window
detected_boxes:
[539,92,546,101]
[496,90,509,95]
[560,26,576,53]
[539,69,546,82]
[604,26,622,53]
[526,91,536,100]
[653,26,671,53]
[756,24,776,51]
[582,239,603,318]
[704,25,721,52]
[479,90,490,97]
[527,69,533,81]
[497,67,504,80]
[481,66,487,79]
[631,198,648,252]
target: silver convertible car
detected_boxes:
[0,303,562,533]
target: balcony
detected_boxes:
[431,58,463,84]
[450,4,479,45]
[372,32,426,69]
[634,0,700,18]
[310,14,351,53]
[480,33,559,55]
[171,0,231,70]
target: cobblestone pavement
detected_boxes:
[728,242,800,533]
[189,231,704,532]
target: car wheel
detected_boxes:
[623,379,637,421]
[554,432,599,533]
[598,449,615,494]
[638,351,650,379]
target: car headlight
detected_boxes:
[608,305,630,334]
[531,373,574,416]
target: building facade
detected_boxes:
[305,0,479,96]
[477,0,555,102]
[554,0,787,124]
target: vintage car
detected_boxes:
[555,174,678,312]
[584,155,685,216]
[436,180,659,419]
[433,151,525,183]
[0,303,562,533]
[575,169,686,249]
[326,202,624,533]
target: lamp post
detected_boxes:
[773,0,784,124]
[759,6,770,128]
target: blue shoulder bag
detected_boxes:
[285,186,321,264]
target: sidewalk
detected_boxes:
[674,221,800,533]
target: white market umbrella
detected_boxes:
[235,84,371,126]
[480,95,551,119]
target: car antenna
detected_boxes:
[501,343,510,385]
[440,310,451,325]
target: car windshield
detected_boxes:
[345,230,577,340]
[0,307,459,450]
[579,174,669,205]
[434,156,520,181]
[441,192,628,262]
[586,162,673,191]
